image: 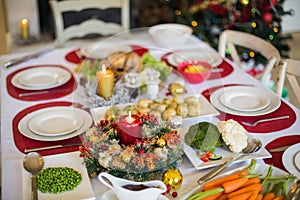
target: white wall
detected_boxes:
[282,0,300,33]
[6,0,40,41]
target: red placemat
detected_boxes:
[202,84,296,133]
[65,44,149,64]
[161,52,233,80]
[264,135,300,172]
[12,101,86,156]
[6,65,77,101]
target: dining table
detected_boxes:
[1,28,300,200]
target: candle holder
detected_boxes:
[124,72,141,102]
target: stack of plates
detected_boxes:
[165,50,223,68]
[283,143,300,178]
[11,66,72,90]
[18,106,93,141]
[210,86,281,116]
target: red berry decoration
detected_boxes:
[262,12,273,23]
[172,191,178,197]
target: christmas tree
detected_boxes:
[168,0,294,71]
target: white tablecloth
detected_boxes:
[1,30,300,200]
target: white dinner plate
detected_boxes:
[90,94,220,125]
[18,106,93,141]
[22,151,95,200]
[28,107,84,137]
[294,151,300,171]
[11,67,71,90]
[80,44,132,59]
[178,125,271,170]
[210,86,281,116]
[179,163,294,200]
[283,143,300,178]
[101,190,169,200]
[218,86,270,112]
[167,50,223,67]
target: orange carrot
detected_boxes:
[201,192,223,200]
[272,195,284,200]
[248,191,259,200]
[241,177,261,188]
[262,193,275,200]
[203,170,248,190]
[227,183,263,198]
[255,193,263,200]
[228,191,255,200]
[217,193,228,200]
[222,177,249,193]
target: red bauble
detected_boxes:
[262,12,273,23]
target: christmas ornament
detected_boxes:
[162,168,183,190]
[262,12,273,23]
[156,138,167,147]
[239,0,249,6]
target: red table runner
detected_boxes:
[12,101,86,156]
[202,84,296,133]
[65,44,148,64]
[6,65,77,101]
[264,135,300,172]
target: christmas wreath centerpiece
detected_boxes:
[79,112,184,181]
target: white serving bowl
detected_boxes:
[148,23,193,49]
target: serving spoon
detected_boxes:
[23,152,44,200]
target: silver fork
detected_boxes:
[241,115,290,126]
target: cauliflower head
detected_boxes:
[216,119,248,153]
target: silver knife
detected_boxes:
[269,145,292,152]
[197,153,243,184]
[4,49,51,68]
[19,88,72,97]
[24,142,82,153]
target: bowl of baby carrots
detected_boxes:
[187,160,297,200]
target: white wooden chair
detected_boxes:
[273,58,300,109]
[218,30,281,85]
[49,0,130,47]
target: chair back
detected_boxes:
[218,30,281,85]
[273,58,300,109]
[49,0,130,47]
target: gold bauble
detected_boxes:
[162,168,183,190]
[156,138,166,147]
[121,153,132,163]
[239,0,249,6]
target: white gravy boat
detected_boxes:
[98,172,167,200]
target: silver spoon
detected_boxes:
[23,152,44,200]
[241,115,290,126]
[287,180,300,200]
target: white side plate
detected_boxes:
[210,86,281,116]
[101,190,169,200]
[18,106,92,141]
[28,108,84,137]
[12,66,71,90]
[218,87,270,112]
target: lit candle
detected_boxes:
[97,64,115,98]
[117,111,142,145]
[20,19,29,40]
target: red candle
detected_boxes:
[117,111,142,145]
